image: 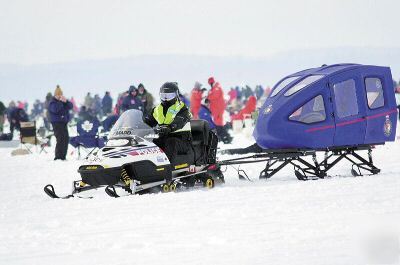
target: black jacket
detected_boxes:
[143,103,191,140]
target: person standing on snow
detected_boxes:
[101,91,112,116]
[198,98,216,130]
[0,101,6,133]
[137,83,154,114]
[84,92,93,109]
[91,94,102,116]
[69,97,79,114]
[101,91,113,116]
[227,87,237,105]
[121,86,144,112]
[190,81,203,119]
[207,77,226,127]
[48,85,73,161]
[6,101,29,135]
[43,92,53,131]
[255,85,264,100]
[198,98,232,144]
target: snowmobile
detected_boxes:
[44,109,224,199]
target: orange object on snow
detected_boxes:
[207,80,226,126]
[190,88,203,119]
[231,96,257,121]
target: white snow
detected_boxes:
[0,133,399,265]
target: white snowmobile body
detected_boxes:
[78,110,222,192]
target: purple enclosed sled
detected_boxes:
[220,64,397,180]
[254,63,397,150]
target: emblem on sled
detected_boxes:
[384,115,392,137]
[263,105,273,115]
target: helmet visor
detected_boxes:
[160,92,177,101]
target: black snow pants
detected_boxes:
[52,122,69,160]
[154,136,190,165]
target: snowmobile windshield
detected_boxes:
[109,109,154,139]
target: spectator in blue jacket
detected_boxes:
[102,114,119,132]
[6,104,29,135]
[199,99,232,144]
[198,100,216,130]
[121,86,143,112]
[48,85,73,160]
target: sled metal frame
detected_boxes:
[318,145,380,176]
[218,144,381,180]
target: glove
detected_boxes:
[154,125,171,136]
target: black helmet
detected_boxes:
[160,82,179,103]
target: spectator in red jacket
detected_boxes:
[190,81,203,119]
[231,95,257,121]
[207,77,226,126]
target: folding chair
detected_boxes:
[20,121,49,153]
[69,119,105,159]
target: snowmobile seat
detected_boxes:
[190,119,210,146]
[190,120,214,165]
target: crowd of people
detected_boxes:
[2,76,400,160]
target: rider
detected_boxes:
[143,82,192,169]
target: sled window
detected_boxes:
[365,77,385,109]
[285,75,324,96]
[333,79,359,118]
[289,95,326,124]
[270,76,299,97]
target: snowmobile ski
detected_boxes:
[43,184,93,199]
[44,184,74,199]
[105,185,120,198]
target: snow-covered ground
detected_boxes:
[0,133,399,265]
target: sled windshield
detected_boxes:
[109,109,153,139]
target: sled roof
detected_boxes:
[285,63,363,78]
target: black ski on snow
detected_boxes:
[43,184,93,199]
[105,185,120,198]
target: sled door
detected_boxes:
[329,70,367,146]
[361,67,397,144]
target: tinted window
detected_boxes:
[285,75,324,96]
[270,76,299,97]
[365,77,384,109]
[289,95,326,124]
[333,79,358,118]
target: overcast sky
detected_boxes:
[0,0,399,65]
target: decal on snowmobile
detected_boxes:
[85,166,99,170]
[102,146,163,159]
[102,147,138,158]
[128,147,163,156]
[113,130,133,136]
[174,163,189,169]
